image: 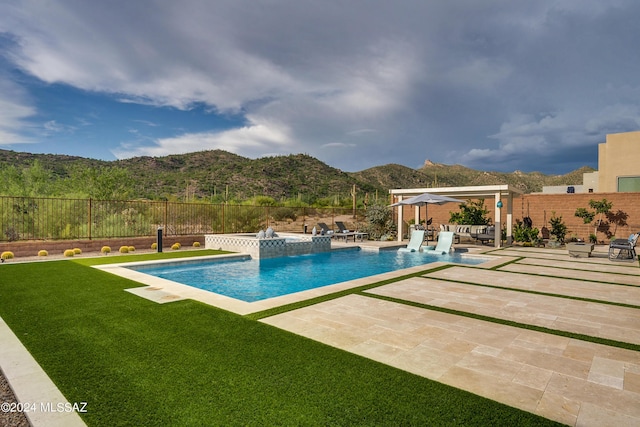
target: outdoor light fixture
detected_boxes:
[496,200,503,208]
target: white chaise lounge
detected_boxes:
[398,230,425,252]
[422,231,454,254]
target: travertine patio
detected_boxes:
[262,245,640,426]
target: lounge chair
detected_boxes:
[608,233,639,260]
[422,231,454,254]
[317,223,334,236]
[335,221,352,233]
[398,230,425,252]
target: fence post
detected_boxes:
[88,198,92,240]
[332,208,335,228]
[265,206,269,229]
[164,200,168,234]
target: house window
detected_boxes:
[618,176,640,192]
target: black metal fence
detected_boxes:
[0,196,366,242]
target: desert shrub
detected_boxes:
[73,248,82,255]
[193,242,201,247]
[171,243,181,250]
[4,227,19,242]
[64,249,75,257]
[363,204,395,240]
[101,246,111,254]
[272,207,297,222]
[38,250,48,257]
[1,251,15,260]
[245,196,277,206]
[222,205,265,233]
[119,246,129,253]
[128,246,135,252]
[151,242,158,250]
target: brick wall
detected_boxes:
[401,192,640,243]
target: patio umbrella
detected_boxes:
[389,192,464,227]
[389,193,464,207]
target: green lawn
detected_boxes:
[0,255,560,426]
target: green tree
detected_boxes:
[575,199,613,238]
[449,199,490,225]
[548,212,568,243]
[0,160,56,196]
[244,196,277,206]
[66,166,134,200]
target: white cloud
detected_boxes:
[113,119,292,159]
[43,120,76,135]
[0,78,36,144]
[321,142,356,149]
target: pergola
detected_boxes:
[389,185,524,248]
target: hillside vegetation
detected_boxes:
[0,149,593,204]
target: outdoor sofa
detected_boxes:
[439,224,491,243]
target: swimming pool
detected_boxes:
[129,249,487,302]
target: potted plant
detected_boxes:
[548,212,567,248]
[513,219,539,246]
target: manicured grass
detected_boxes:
[0,260,559,425]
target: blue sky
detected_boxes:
[1,1,639,174]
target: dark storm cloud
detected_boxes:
[1,0,639,172]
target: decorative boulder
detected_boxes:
[257,230,266,239]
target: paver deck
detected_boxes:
[370,276,640,344]
[262,292,640,426]
[430,266,640,306]
[514,257,640,277]
[262,247,640,426]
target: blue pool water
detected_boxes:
[130,249,487,302]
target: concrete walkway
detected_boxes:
[262,246,640,426]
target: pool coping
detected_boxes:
[95,250,514,315]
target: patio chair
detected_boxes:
[398,230,425,252]
[316,223,334,236]
[335,221,353,233]
[608,233,639,261]
[422,231,454,254]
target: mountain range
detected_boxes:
[0,149,594,202]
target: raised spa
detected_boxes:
[204,233,331,258]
